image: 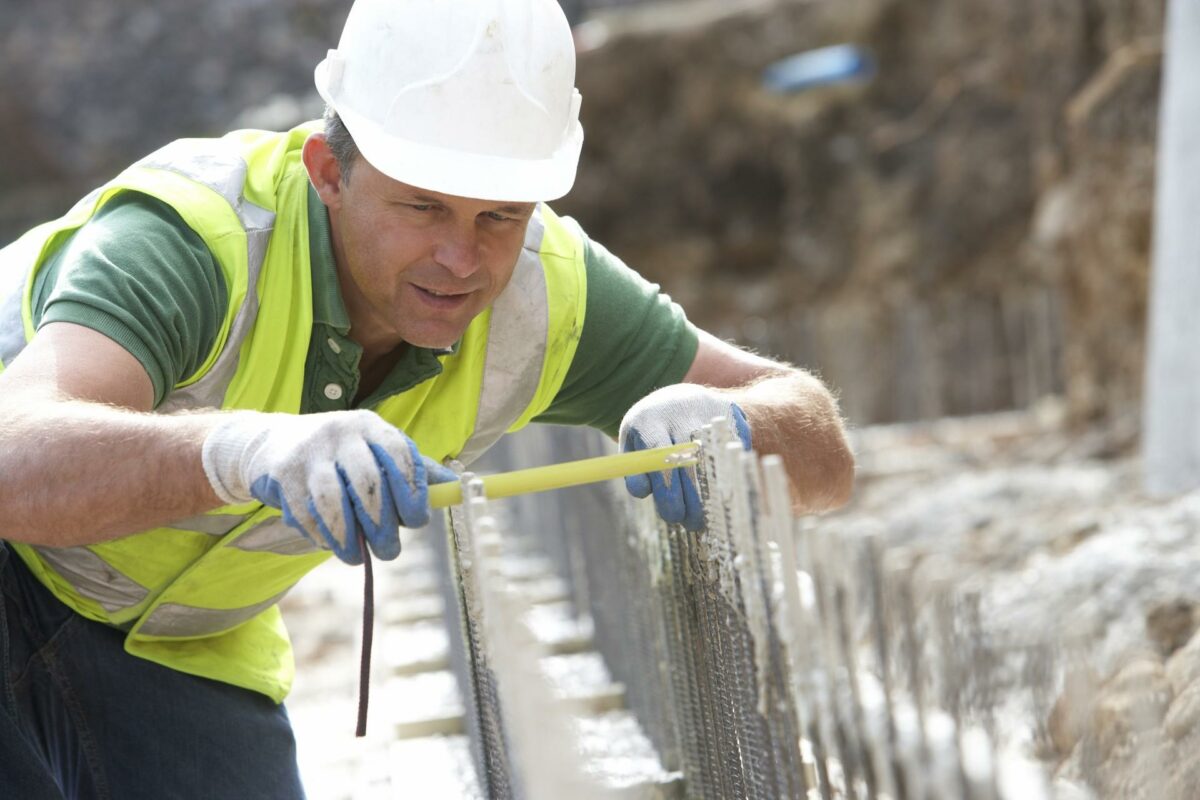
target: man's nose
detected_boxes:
[432,223,482,279]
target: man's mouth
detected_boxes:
[414,285,471,309]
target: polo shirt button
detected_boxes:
[327,337,342,355]
[324,383,344,401]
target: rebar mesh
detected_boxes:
[435,483,518,799]
[435,422,1053,799]
[438,473,611,800]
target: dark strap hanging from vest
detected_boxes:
[356,530,375,737]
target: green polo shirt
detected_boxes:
[31,187,697,437]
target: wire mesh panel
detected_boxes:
[474,426,690,774]
[656,424,808,796]
[437,422,1052,799]
[436,475,611,800]
[447,422,812,798]
[435,483,518,799]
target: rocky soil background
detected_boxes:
[560,0,1163,428]
[0,0,1163,427]
[0,0,339,235]
[827,408,1200,800]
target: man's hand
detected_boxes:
[202,410,457,564]
[619,383,752,532]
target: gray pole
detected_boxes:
[1143,0,1200,495]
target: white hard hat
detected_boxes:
[314,0,584,202]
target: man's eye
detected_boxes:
[409,204,435,212]
[485,211,510,222]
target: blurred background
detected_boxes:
[0,0,1163,432]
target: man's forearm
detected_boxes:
[716,369,854,513]
[0,397,225,547]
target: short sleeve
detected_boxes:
[534,229,699,436]
[31,192,228,407]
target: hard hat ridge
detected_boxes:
[314,0,584,202]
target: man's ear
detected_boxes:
[302,133,344,209]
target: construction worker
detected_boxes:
[0,0,853,796]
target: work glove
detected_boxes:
[619,383,752,532]
[202,410,457,565]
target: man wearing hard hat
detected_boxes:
[0,0,853,795]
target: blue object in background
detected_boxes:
[762,44,876,94]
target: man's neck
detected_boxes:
[328,211,406,365]
[355,340,410,405]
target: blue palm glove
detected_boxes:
[202,410,457,565]
[618,384,752,531]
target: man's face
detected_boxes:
[310,140,536,352]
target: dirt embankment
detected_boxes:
[557,0,1162,428]
[837,406,1200,799]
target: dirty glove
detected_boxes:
[202,410,457,565]
[619,384,752,531]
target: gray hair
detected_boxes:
[323,106,360,183]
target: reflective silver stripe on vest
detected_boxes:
[0,264,28,367]
[137,589,291,638]
[164,513,249,537]
[32,545,150,614]
[457,208,550,465]
[137,140,277,413]
[231,516,321,556]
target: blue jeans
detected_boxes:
[0,543,307,799]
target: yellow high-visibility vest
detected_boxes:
[0,122,586,701]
